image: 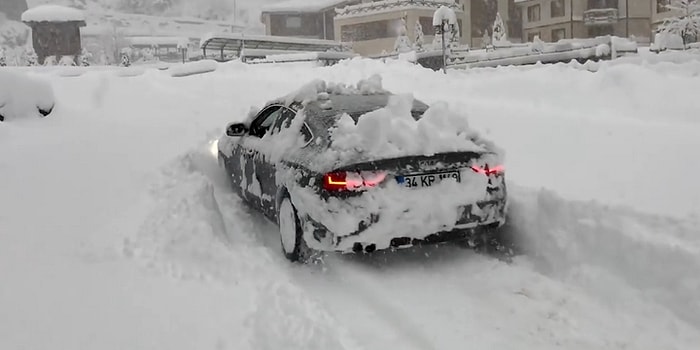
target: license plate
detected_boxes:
[397,170,461,188]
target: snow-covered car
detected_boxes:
[0,70,55,122]
[217,78,507,262]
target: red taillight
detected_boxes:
[471,165,505,175]
[323,171,387,191]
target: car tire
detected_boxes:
[278,196,313,263]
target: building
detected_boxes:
[0,0,28,21]
[260,0,362,40]
[516,0,681,43]
[334,0,471,56]
[21,5,86,64]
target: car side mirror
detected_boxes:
[226,123,247,137]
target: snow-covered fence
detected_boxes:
[448,36,638,69]
[244,51,358,66]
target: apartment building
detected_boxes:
[260,0,362,40]
[516,0,679,43]
[333,0,470,56]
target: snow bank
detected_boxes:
[127,149,359,349]
[21,5,85,23]
[508,187,700,328]
[169,60,218,77]
[0,70,55,122]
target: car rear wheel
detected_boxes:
[278,196,313,263]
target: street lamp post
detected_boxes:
[433,6,456,74]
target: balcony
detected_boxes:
[583,8,619,26]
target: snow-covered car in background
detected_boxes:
[0,70,55,122]
[217,77,507,262]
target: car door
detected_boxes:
[239,105,284,211]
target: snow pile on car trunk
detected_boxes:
[329,95,499,165]
[0,70,55,122]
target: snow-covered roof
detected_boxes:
[21,5,85,23]
[261,0,352,13]
[336,0,462,19]
[200,32,347,54]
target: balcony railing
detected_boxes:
[583,8,619,26]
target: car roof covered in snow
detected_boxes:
[304,94,427,120]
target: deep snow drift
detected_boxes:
[0,70,55,122]
[1,56,700,349]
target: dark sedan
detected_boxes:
[218,83,507,262]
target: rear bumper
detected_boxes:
[302,199,507,253]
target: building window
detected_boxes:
[527,31,541,42]
[527,5,541,22]
[657,0,670,13]
[588,24,614,37]
[551,0,565,17]
[552,28,566,41]
[285,16,302,29]
[587,0,619,9]
[341,19,403,42]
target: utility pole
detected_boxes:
[570,0,574,39]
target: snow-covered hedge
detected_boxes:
[0,70,55,122]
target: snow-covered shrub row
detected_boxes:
[0,70,55,122]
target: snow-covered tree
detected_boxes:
[120,52,131,67]
[152,0,174,12]
[0,48,6,67]
[492,12,507,43]
[414,20,425,51]
[118,0,150,14]
[658,0,700,48]
[394,17,412,53]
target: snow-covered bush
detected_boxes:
[0,47,6,67]
[658,0,700,48]
[0,70,55,122]
[24,47,38,66]
[530,35,545,53]
[596,43,611,57]
[43,55,57,66]
[59,55,77,66]
[80,48,92,66]
[481,30,491,49]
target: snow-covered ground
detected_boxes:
[1,57,700,349]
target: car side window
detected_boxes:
[271,107,296,134]
[249,106,283,138]
[300,123,313,144]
